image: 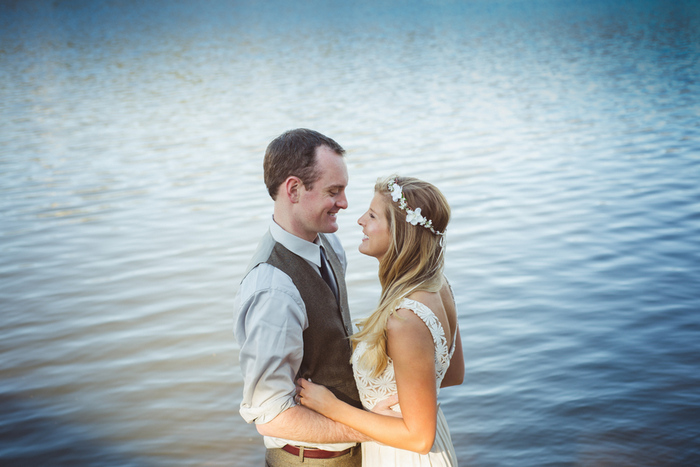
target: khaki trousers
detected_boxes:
[265,445,361,467]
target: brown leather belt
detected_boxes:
[282,444,356,459]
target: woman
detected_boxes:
[298,175,465,466]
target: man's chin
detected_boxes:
[321,221,339,233]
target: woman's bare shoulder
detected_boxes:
[406,289,441,311]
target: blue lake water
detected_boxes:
[1,0,699,465]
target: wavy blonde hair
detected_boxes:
[351,175,451,378]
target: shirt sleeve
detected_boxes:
[233,264,308,424]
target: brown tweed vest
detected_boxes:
[245,231,362,409]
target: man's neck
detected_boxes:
[272,210,318,244]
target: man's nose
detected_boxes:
[337,192,348,210]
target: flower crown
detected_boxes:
[387,178,445,236]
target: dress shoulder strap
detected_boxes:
[397,298,450,367]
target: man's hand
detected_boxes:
[371,394,402,418]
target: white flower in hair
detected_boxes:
[405,207,424,226]
[386,177,446,237]
[389,182,403,203]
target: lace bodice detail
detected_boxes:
[352,298,457,411]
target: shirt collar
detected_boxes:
[269,218,322,268]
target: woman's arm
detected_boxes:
[298,308,438,454]
[441,325,465,387]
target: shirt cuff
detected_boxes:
[240,392,296,425]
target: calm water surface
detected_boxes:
[1,1,699,465]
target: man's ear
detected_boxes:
[283,176,303,204]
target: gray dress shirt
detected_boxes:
[233,220,354,450]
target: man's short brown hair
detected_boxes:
[263,129,345,200]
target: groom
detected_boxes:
[234,129,366,466]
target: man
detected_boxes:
[234,129,366,466]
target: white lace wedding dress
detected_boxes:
[352,298,458,466]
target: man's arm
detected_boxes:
[256,405,370,443]
[235,265,368,444]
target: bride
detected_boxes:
[298,175,464,466]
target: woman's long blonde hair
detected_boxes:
[352,175,451,377]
